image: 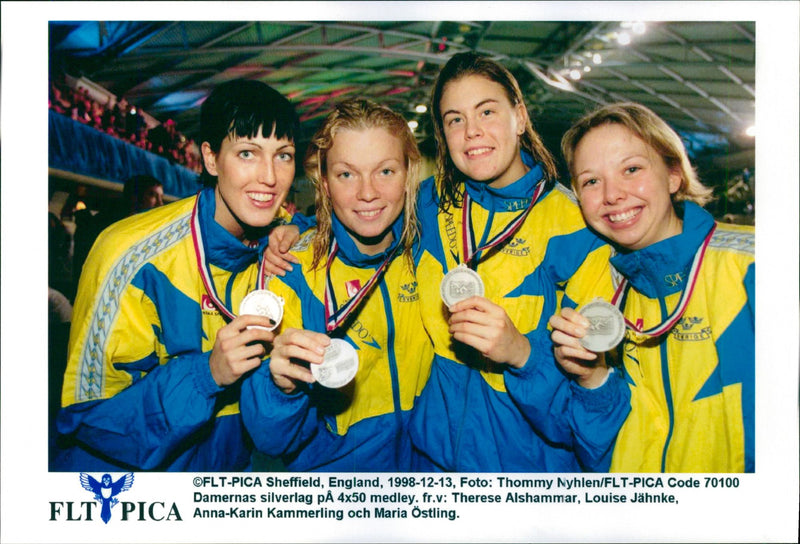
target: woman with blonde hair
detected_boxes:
[241,98,433,471]
[553,102,754,472]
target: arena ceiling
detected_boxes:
[49,20,755,177]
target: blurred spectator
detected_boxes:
[71,175,165,297]
[49,211,74,297]
[49,285,73,463]
[123,174,164,215]
[49,213,75,458]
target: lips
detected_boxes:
[355,208,383,219]
[247,192,275,205]
[606,207,641,224]
[465,146,493,158]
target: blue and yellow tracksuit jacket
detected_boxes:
[607,202,755,472]
[240,214,434,472]
[408,152,631,472]
[55,187,299,471]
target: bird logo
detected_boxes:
[80,472,134,524]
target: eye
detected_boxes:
[445,115,462,127]
[481,108,494,116]
[277,151,294,162]
[625,166,641,175]
[338,171,353,180]
[380,168,395,176]
[238,150,254,159]
[581,178,598,188]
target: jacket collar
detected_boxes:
[196,187,269,272]
[610,201,716,298]
[463,151,545,211]
[330,211,404,268]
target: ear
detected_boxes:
[201,142,218,176]
[321,176,331,198]
[514,102,528,136]
[668,167,682,195]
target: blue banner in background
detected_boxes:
[49,110,202,198]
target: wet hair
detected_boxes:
[430,51,558,212]
[561,102,713,206]
[199,80,301,187]
[303,98,422,270]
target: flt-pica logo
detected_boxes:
[49,473,183,523]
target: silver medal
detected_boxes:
[578,299,626,353]
[312,338,359,389]
[440,263,485,308]
[239,289,284,331]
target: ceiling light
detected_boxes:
[592,53,602,65]
[415,104,427,114]
[583,66,591,73]
[408,120,419,131]
[745,125,755,137]
[569,69,582,81]
[631,21,647,35]
[617,32,631,45]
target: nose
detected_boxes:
[464,116,482,139]
[603,177,625,204]
[259,157,277,186]
[357,177,378,201]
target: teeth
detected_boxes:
[608,208,639,223]
[357,210,381,217]
[466,147,491,157]
[248,193,274,203]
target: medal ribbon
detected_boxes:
[190,195,270,321]
[324,238,400,333]
[611,224,716,336]
[461,178,545,267]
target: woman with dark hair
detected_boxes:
[408,52,630,472]
[55,80,305,471]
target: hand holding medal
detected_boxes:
[577,299,626,353]
[311,338,359,389]
[548,305,615,389]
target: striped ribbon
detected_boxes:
[190,195,270,321]
[461,178,545,267]
[611,224,716,337]
[324,238,400,333]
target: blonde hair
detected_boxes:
[561,102,713,206]
[303,98,422,269]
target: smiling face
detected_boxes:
[323,126,407,255]
[573,122,683,251]
[439,74,528,189]
[201,128,295,240]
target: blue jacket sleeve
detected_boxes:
[505,331,631,472]
[56,352,224,469]
[289,211,316,233]
[240,360,321,458]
